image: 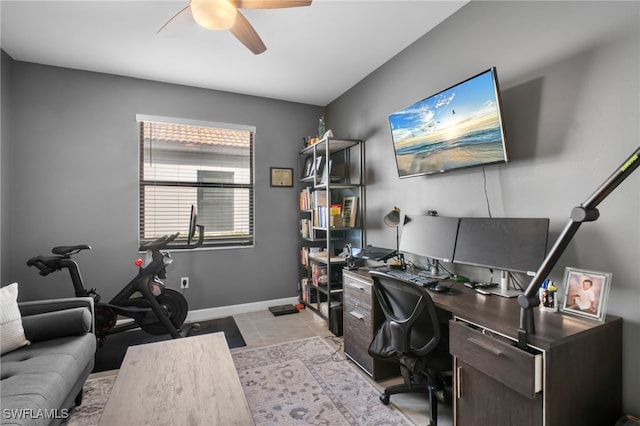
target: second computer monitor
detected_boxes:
[453,217,549,275]
[399,214,460,263]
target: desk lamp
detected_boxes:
[517,146,639,350]
[383,207,405,269]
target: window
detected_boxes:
[137,115,254,249]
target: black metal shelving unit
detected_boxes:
[297,137,365,335]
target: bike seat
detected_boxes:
[52,244,91,255]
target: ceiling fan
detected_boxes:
[159,0,312,55]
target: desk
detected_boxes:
[342,269,622,426]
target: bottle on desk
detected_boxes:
[539,279,558,312]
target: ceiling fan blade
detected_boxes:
[229,10,267,54]
[157,5,191,34]
[232,0,311,9]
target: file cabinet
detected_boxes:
[343,269,397,380]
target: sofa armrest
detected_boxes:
[21,307,93,343]
[19,297,95,333]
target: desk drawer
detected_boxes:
[343,276,373,373]
[450,320,542,399]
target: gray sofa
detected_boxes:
[1,298,96,426]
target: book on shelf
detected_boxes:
[300,247,322,266]
[299,187,312,210]
[313,190,328,227]
[300,219,312,239]
[301,278,316,304]
[301,278,309,303]
[311,263,328,287]
[314,190,328,208]
[341,196,358,227]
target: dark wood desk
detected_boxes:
[342,268,622,426]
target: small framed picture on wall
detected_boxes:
[270,167,293,187]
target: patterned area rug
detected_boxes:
[232,336,411,425]
[67,375,116,426]
[68,336,412,425]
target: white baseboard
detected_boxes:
[185,296,299,322]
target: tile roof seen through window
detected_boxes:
[145,122,250,148]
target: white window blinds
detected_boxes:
[137,115,254,249]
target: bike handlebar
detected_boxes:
[142,232,180,251]
[141,226,205,251]
[26,256,59,276]
[27,227,201,279]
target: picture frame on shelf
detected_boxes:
[270,167,293,187]
[341,196,358,227]
[560,267,612,321]
[314,156,325,180]
[302,157,314,179]
[320,159,333,183]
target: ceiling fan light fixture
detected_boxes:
[191,0,237,31]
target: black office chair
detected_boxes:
[368,270,452,426]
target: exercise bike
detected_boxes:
[26,223,204,342]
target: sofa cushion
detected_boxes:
[1,283,30,355]
[1,333,96,425]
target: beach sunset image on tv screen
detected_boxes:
[389,68,508,178]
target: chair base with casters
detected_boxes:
[379,363,452,426]
[368,270,453,426]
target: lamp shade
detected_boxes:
[191,0,237,31]
[383,207,401,228]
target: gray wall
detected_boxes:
[1,50,11,283]
[326,0,639,415]
[3,60,321,309]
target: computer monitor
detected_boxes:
[399,214,460,263]
[453,217,549,276]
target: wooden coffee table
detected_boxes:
[98,332,253,425]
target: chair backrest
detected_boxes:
[369,270,441,357]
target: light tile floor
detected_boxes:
[232,307,453,426]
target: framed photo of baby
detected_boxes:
[560,267,612,321]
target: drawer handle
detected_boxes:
[456,366,462,399]
[467,337,504,356]
[349,311,365,320]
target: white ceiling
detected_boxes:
[0,0,467,106]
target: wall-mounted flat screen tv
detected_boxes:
[388,67,509,178]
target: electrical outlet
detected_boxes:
[180,277,189,289]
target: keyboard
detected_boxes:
[385,269,439,287]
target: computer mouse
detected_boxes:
[433,284,450,293]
